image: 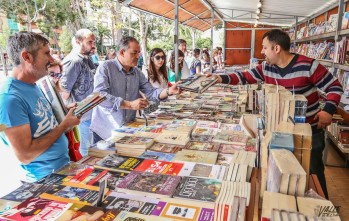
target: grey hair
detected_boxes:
[116,36,139,53]
[75,29,94,41]
[7,31,49,67]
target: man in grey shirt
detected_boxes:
[59,29,96,156]
[91,36,180,142]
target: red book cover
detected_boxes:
[134,159,184,176]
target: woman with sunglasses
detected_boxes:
[145,48,169,89]
[167,50,185,83]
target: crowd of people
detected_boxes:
[0,29,343,200]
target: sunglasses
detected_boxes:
[154,55,165,60]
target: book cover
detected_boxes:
[80,169,127,190]
[40,182,100,205]
[192,128,219,137]
[94,154,143,172]
[1,197,71,221]
[155,132,189,146]
[155,202,201,221]
[178,162,226,181]
[96,209,121,221]
[116,171,181,197]
[134,159,184,176]
[216,153,234,166]
[173,149,218,164]
[55,162,92,176]
[36,173,70,185]
[185,141,219,152]
[148,142,183,153]
[219,143,245,154]
[116,136,154,147]
[139,151,176,161]
[173,177,221,202]
[56,203,105,221]
[77,156,102,166]
[1,183,53,202]
[213,132,248,146]
[102,192,159,215]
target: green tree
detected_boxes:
[58,26,73,54]
[196,37,211,49]
[0,27,11,76]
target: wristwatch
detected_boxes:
[166,88,171,96]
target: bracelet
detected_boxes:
[166,88,171,96]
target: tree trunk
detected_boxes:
[139,12,148,65]
[192,29,196,49]
[114,1,122,45]
[100,35,104,56]
[0,47,8,77]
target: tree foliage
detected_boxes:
[195,37,211,49]
[58,26,73,53]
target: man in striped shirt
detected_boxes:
[216,29,343,199]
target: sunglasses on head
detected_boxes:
[154,55,165,60]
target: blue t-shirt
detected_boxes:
[189,59,201,76]
[0,77,69,181]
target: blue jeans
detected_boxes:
[78,119,92,157]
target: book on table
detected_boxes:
[94,154,143,172]
[177,75,218,94]
[0,197,71,221]
[116,171,181,198]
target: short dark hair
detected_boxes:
[262,29,291,51]
[179,39,187,45]
[117,36,139,53]
[7,31,49,66]
[193,48,200,56]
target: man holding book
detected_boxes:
[90,36,180,143]
[0,32,80,184]
[59,29,97,157]
[214,29,343,199]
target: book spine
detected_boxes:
[75,96,106,116]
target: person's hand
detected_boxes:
[168,82,181,95]
[205,73,222,83]
[61,108,81,131]
[129,98,149,110]
[314,111,333,129]
[66,102,77,111]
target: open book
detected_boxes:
[177,75,218,94]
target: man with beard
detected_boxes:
[90,36,180,142]
[60,29,97,157]
[214,29,343,199]
[0,32,80,184]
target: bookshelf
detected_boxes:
[289,0,349,166]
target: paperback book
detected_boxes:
[94,154,143,172]
[116,171,181,198]
[0,197,71,221]
[173,177,221,202]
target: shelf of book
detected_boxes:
[325,130,349,167]
[334,63,349,71]
[318,59,334,67]
[294,32,336,43]
[339,28,349,37]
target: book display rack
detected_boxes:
[0,83,341,221]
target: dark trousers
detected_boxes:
[92,131,103,144]
[310,128,328,199]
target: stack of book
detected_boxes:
[115,136,155,157]
[267,149,307,196]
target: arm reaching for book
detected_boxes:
[121,98,149,110]
[158,82,181,99]
[3,108,80,165]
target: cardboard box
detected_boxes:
[292,123,312,190]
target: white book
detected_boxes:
[262,191,297,220]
